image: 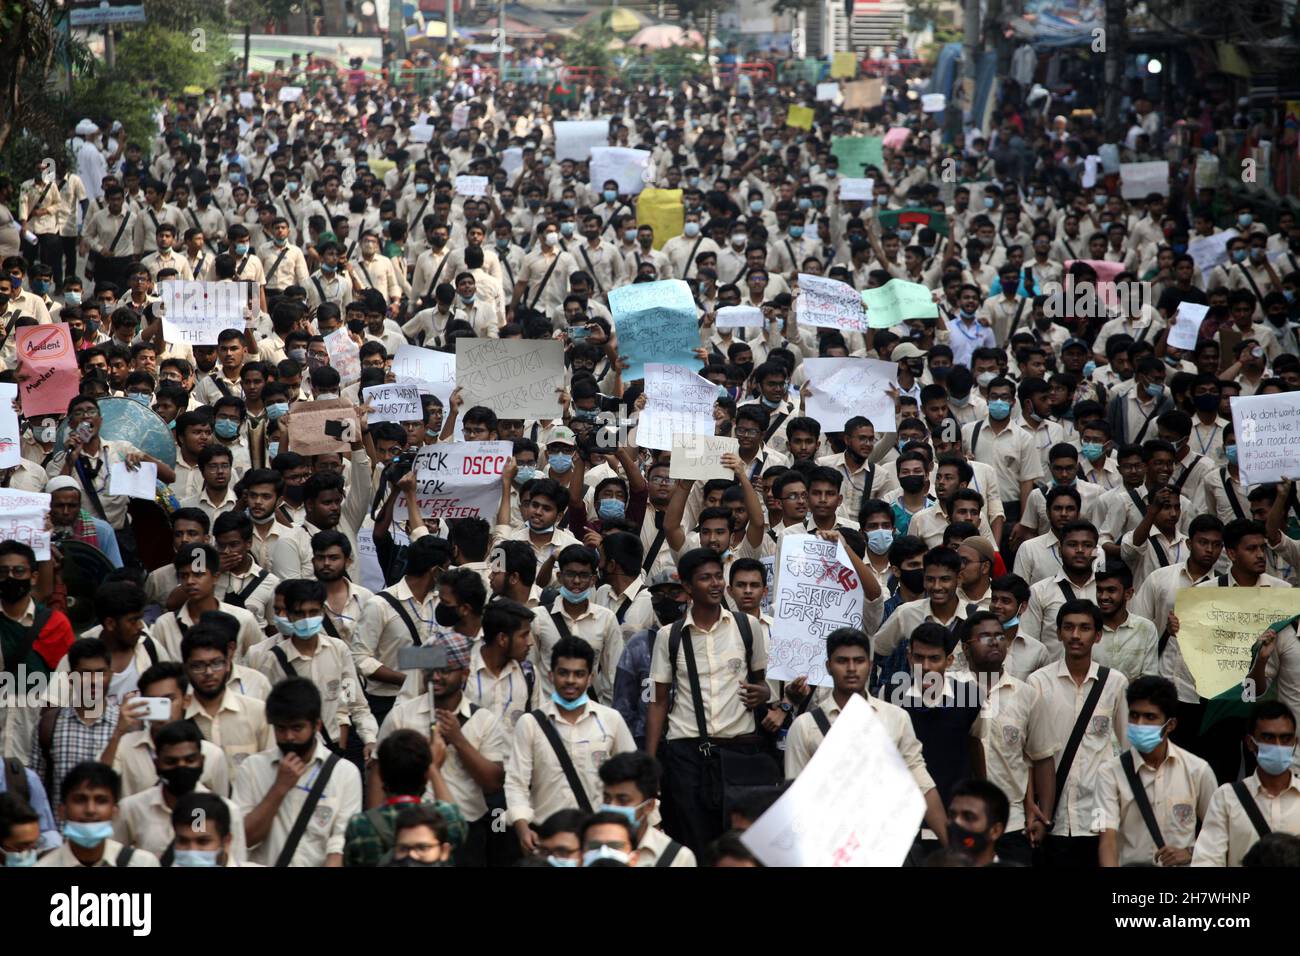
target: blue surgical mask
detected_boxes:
[749,200,763,213]
[267,402,289,420]
[898,229,912,242]
[290,616,324,639]
[514,465,537,485]
[597,499,626,521]
[214,419,240,440]
[1254,740,1295,776]
[867,528,894,555]
[415,182,430,195]
[560,222,575,237]
[788,225,804,239]
[988,399,1012,421]
[1238,213,1253,228]
[559,585,591,604]
[547,855,579,867]
[1226,445,1238,464]
[1003,615,1020,631]
[65,290,82,306]
[128,392,151,405]
[797,197,812,211]
[1081,442,1105,462]
[549,453,573,473]
[1232,249,1247,263]
[234,243,250,256]
[982,197,995,209]
[760,396,780,409]
[267,441,279,459]
[623,229,637,243]
[603,190,618,203]
[684,222,701,238]
[172,849,221,867]
[600,802,643,830]
[438,163,450,175]
[64,820,114,848]
[322,262,337,273]
[551,690,589,711]
[273,615,294,637]
[31,279,49,295]
[1145,382,1164,399]
[1128,721,1168,754]
[1083,360,1097,378]
[3,848,37,867]
[583,845,631,867]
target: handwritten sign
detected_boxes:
[159,281,249,345]
[921,93,946,113]
[0,384,19,469]
[362,384,422,424]
[450,103,470,131]
[863,278,939,328]
[670,433,738,481]
[838,177,874,202]
[609,279,698,381]
[1231,393,1300,486]
[816,82,840,102]
[741,694,926,867]
[323,327,360,386]
[393,343,456,410]
[109,461,157,499]
[638,363,716,451]
[796,274,867,333]
[0,489,51,560]
[1120,160,1170,199]
[238,92,256,109]
[715,305,764,329]
[554,119,609,162]
[883,126,912,150]
[408,124,435,144]
[805,357,898,433]
[830,52,858,79]
[1187,229,1237,277]
[396,440,511,521]
[770,534,865,688]
[1167,302,1209,351]
[16,324,79,417]
[285,399,361,456]
[1174,587,1300,699]
[589,147,651,197]
[831,136,884,176]
[455,338,564,419]
[454,175,488,197]
[277,86,303,102]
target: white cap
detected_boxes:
[75,119,99,136]
[46,476,81,495]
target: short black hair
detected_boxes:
[597,751,662,799]
[264,676,322,725]
[61,762,120,804]
[172,791,231,839]
[950,778,1010,830]
[1126,675,1178,721]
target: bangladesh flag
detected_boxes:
[877,206,949,237]
[1198,615,1291,733]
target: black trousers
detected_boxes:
[1042,834,1099,868]
[34,233,64,286]
[458,792,520,868]
[91,253,133,292]
[995,829,1033,866]
[660,737,778,852]
[62,236,78,282]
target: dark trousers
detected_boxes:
[1042,834,1099,868]
[459,793,520,868]
[91,253,132,291]
[62,236,78,283]
[365,692,396,731]
[995,829,1033,866]
[35,233,64,286]
[660,736,777,852]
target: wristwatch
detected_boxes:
[778,701,793,714]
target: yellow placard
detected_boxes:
[786,104,814,131]
[1173,587,1300,699]
[367,158,396,177]
[831,52,857,79]
[636,187,683,250]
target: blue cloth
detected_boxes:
[0,766,63,849]
[91,517,124,568]
[612,629,654,747]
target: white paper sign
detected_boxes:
[921,93,947,112]
[838,177,874,202]
[589,147,651,197]
[554,119,609,162]
[109,461,158,500]
[159,281,250,345]
[324,327,361,386]
[1167,302,1209,351]
[393,343,456,410]
[1187,229,1238,277]
[454,175,488,197]
[362,384,422,424]
[637,364,718,451]
[451,103,470,131]
[502,147,524,178]
[356,527,386,593]
[408,124,435,144]
[0,489,51,559]
[1120,160,1170,199]
[670,433,738,481]
[740,694,926,867]
[816,82,840,102]
[238,92,256,109]
[796,274,867,333]
[0,384,19,469]
[277,86,303,102]
[1232,393,1300,486]
[395,441,511,521]
[715,306,764,329]
[769,534,865,688]
[805,357,898,433]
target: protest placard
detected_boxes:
[0,383,19,469]
[863,278,939,328]
[921,93,946,113]
[816,82,840,102]
[796,274,867,333]
[637,363,717,451]
[830,136,884,176]
[393,343,456,409]
[804,357,898,432]
[786,105,814,130]
[831,52,857,79]
[715,305,764,329]
[0,489,51,559]
[238,91,256,108]
[1231,393,1300,486]
[454,175,488,197]
[838,177,874,202]
[159,280,250,345]
[589,147,652,197]
[842,79,883,111]
[609,279,698,381]
[769,534,865,688]
[395,441,511,521]
[741,694,926,867]
[455,338,564,419]
[356,528,386,593]
[883,127,912,150]
[1167,302,1210,351]
[277,86,303,102]
[670,433,738,481]
[362,384,422,424]
[1120,160,1170,199]
[109,461,157,499]
[408,124,434,143]
[501,147,524,178]
[759,555,775,616]
[323,327,360,386]
[1187,230,1237,276]
[1174,587,1300,699]
[554,119,609,161]
[285,399,362,456]
[451,103,470,131]
[16,324,79,417]
[636,188,683,250]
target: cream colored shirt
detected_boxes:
[107,730,230,799]
[36,838,159,867]
[114,783,248,861]
[783,693,934,792]
[532,598,625,705]
[1098,743,1216,866]
[1192,771,1300,867]
[246,634,378,744]
[972,670,1039,832]
[152,600,264,663]
[636,823,697,867]
[184,689,272,779]
[1021,572,1097,658]
[350,579,439,698]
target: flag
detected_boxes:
[876,206,949,237]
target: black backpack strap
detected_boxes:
[1008,296,1029,337]
[269,644,296,681]
[159,841,175,867]
[1057,580,1075,603]
[734,611,755,676]
[548,608,573,641]
[116,845,134,867]
[763,410,790,443]
[322,613,341,639]
[457,701,481,726]
[423,252,450,303]
[266,246,291,284]
[1171,456,1201,496]
[1126,488,1147,517]
[1232,780,1272,839]
[1150,538,1169,568]
[811,707,831,737]
[668,618,716,751]
[1053,666,1112,807]
[376,591,423,645]
[274,752,342,866]
[106,211,131,255]
[530,710,593,812]
[655,839,684,868]
[75,456,109,521]
[970,421,983,458]
[528,254,562,311]
[142,637,159,666]
[227,569,270,609]
[1133,402,1162,444]
[1221,468,1245,519]
[615,596,633,625]
[578,245,604,296]
[1119,751,1165,849]
[642,520,667,573]
[3,757,29,803]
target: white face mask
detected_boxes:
[544,232,560,247]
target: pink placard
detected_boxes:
[16,324,80,417]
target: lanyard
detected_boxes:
[476,669,515,715]
[1193,423,1216,456]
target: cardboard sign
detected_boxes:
[669,433,738,481]
[455,338,565,419]
[285,399,362,456]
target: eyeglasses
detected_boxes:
[0,566,31,579]
[69,407,100,420]
[560,570,594,583]
[649,476,674,485]
[781,493,808,502]
[735,427,761,438]
[186,660,228,674]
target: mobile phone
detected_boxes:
[74,421,93,443]
[136,697,173,722]
[398,645,449,671]
[568,326,590,341]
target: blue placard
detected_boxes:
[608,279,699,382]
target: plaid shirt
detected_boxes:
[343,798,468,867]
[31,702,120,806]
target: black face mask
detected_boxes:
[434,602,461,628]
[278,738,314,760]
[0,578,32,604]
[283,484,305,506]
[947,821,991,856]
[386,856,440,867]
[899,475,926,495]
[160,764,203,796]
[898,567,925,594]
[651,595,687,625]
